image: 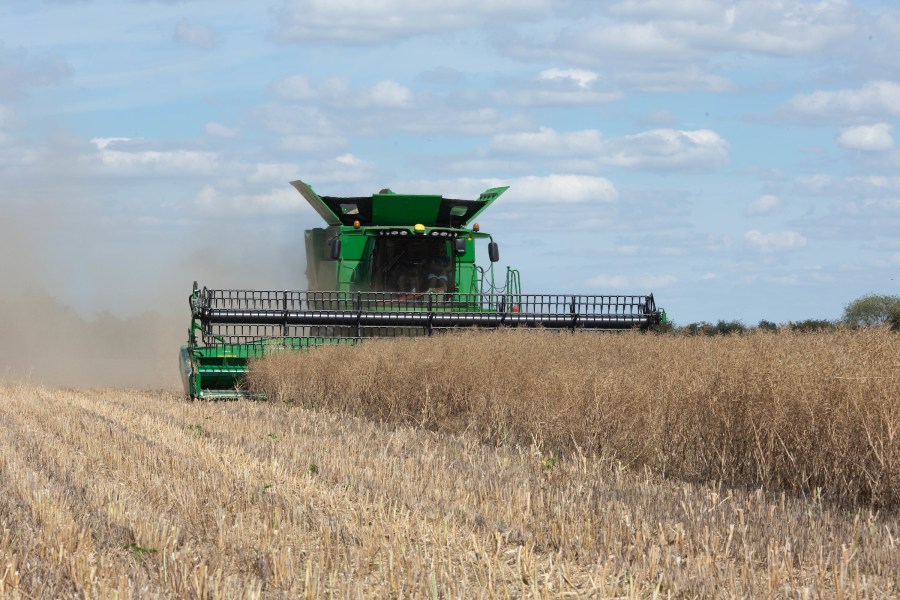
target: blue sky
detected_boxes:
[2,0,899,325]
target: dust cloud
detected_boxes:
[0,198,310,391]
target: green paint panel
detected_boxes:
[372,194,442,226]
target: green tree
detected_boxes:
[889,304,900,331]
[757,319,778,332]
[788,319,835,333]
[842,294,900,328]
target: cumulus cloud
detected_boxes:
[607,0,723,20]
[173,21,218,49]
[613,64,734,93]
[744,230,807,253]
[601,128,728,169]
[585,273,677,290]
[276,133,347,153]
[415,66,467,85]
[495,69,622,106]
[843,198,900,217]
[194,185,312,215]
[245,163,302,184]
[637,108,677,127]
[90,137,218,176]
[795,173,900,197]
[271,0,555,44]
[538,68,598,88]
[270,76,413,109]
[205,122,240,138]
[491,127,604,157]
[783,81,900,122]
[0,43,71,98]
[250,103,336,137]
[185,159,375,217]
[269,75,315,101]
[746,194,781,216]
[491,126,728,170]
[501,0,856,91]
[369,80,414,108]
[297,154,378,185]
[504,174,618,203]
[836,123,893,151]
[390,107,532,136]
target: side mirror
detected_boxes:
[454,237,467,255]
[329,237,341,260]
[488,241,500,263]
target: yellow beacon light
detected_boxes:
[414,223,426,234]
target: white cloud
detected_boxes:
[501,0,856,92]
[600,128,728,169]
[491,127,604,156]
[91,137,130,150]
[614,64,734,93]
[585,273,678,290]
[270,76,414,109]
[297,154,378,185]
[205,122,240,138]
[393,107,531,136]
[335,153,367,167]
[250,103,336,137]
[784,81,900,122]
[369,80,414,108]
[846,175,900,191]
[608,0,723,20]
[504,174,618,203]
[89,137,218,176]
[836,123,893,151]
[496,70,622,106]
[746,194,781,216]
[272,0,554,44]
[843,198,900,216]
[246,163,301,184]
[637,108,677,127]
[194,185,312,215]
[793,173,835,194]
[269,75,315,101]
[795,173,900,196]
[277,133,347,153]
[744,230,807,253]
[0,43,71,99]
[173,21,218,49]
[490,126,728,170]
[538,68,598,89]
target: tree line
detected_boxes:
[659,293,900,334]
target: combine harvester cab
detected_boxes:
[180,180,664,399]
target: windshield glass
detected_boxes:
[370,238,453,293]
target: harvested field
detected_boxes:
[0,330,897,597]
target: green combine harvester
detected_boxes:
[180,180,665,398]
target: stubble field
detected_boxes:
[0,329,898,598]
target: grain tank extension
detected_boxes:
[180,180,664,398]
